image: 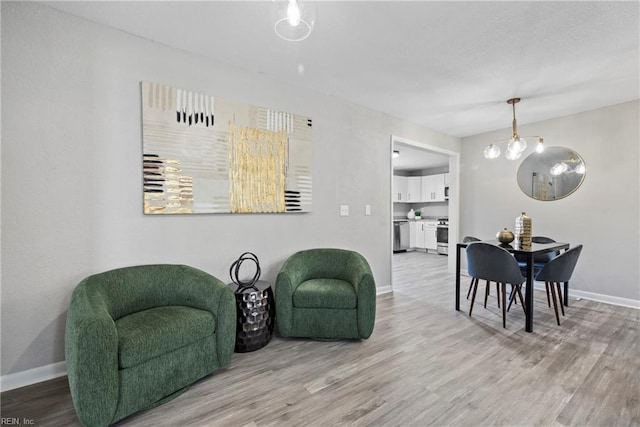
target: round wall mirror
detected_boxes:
[517,146,586,201]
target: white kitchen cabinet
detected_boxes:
[406,177,422,202]
[420,176,432,201]
[421,174,446,202]
[424,221,438,250]
[409,221,424,248]
[409,220,437,250]
[392,175,407,202]
[433,174,445,201]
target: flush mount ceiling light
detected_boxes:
[274,0,314,42]
[484,98,544,160]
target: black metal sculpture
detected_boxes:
[229,252,261,291]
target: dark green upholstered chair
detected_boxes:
[275,248,376,340]
[65,264,236,426]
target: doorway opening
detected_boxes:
[390,135,459,293]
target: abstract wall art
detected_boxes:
[141,81,312,214]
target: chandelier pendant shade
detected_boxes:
[274,0,314,42]
[485,97,544,160]
[483,143,501,159]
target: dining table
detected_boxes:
[455,239,570,332]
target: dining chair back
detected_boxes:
[463,236,494,302]
[516,236,558,266]
[535,245,583,325]
[532,236,556,244]
[466,242,526,328]
[467,243,525,284]
[532,236,560,263]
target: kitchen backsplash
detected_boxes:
[393,202,449,218]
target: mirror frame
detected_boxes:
[517,146,586,201]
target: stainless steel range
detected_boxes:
[436,217,449,255]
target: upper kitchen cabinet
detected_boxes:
[394,173,447,203]
[406,177,422,203]
[393,175,408,202]
[421,174,446,202]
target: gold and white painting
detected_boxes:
[141,81,312,214]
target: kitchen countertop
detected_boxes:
[394,216,440,221]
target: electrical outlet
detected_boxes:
[340,205,349,216]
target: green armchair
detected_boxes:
[65,264,236,426]
[275,248,376,340]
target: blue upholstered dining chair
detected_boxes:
[466,242,526,328]
[462,236,495,301]
[514,236,561,310]
[534,245,583,325]
[515,236,558,272]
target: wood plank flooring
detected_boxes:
[2,251,639,426]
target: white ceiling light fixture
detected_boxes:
[274,0,314,42]
[393,150,400,158]
[485,98,544,160]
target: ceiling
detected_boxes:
[43,1,639,140]
[393,142,450,172]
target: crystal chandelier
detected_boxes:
[484,98,544,160]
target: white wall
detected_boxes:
[0,2,460,377]
[460,100,640,304]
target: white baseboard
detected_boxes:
[377,285,393,295]
[527,282,640,308]
[1,361,67,392]
[561,288,639,309]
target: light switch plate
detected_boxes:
[340,205,349,216]
[365,205,371,216]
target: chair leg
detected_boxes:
[515,285,526,315]
[545,282,552,307]
[555,282,565,316]
[501,282,507,328]
[495,281,500,308]
[469,278,479,316]
[466,278,474,300]
[507,284,518,312]
[484,280,490,308]
[548,281,561,325]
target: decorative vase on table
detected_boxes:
[497,228,515,244]
[514,212,532,249]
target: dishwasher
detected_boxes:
[393,220,409,252]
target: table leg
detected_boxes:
[455,244,461,311]
[525,253,534,332]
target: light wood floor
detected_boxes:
[2,251,639,426]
